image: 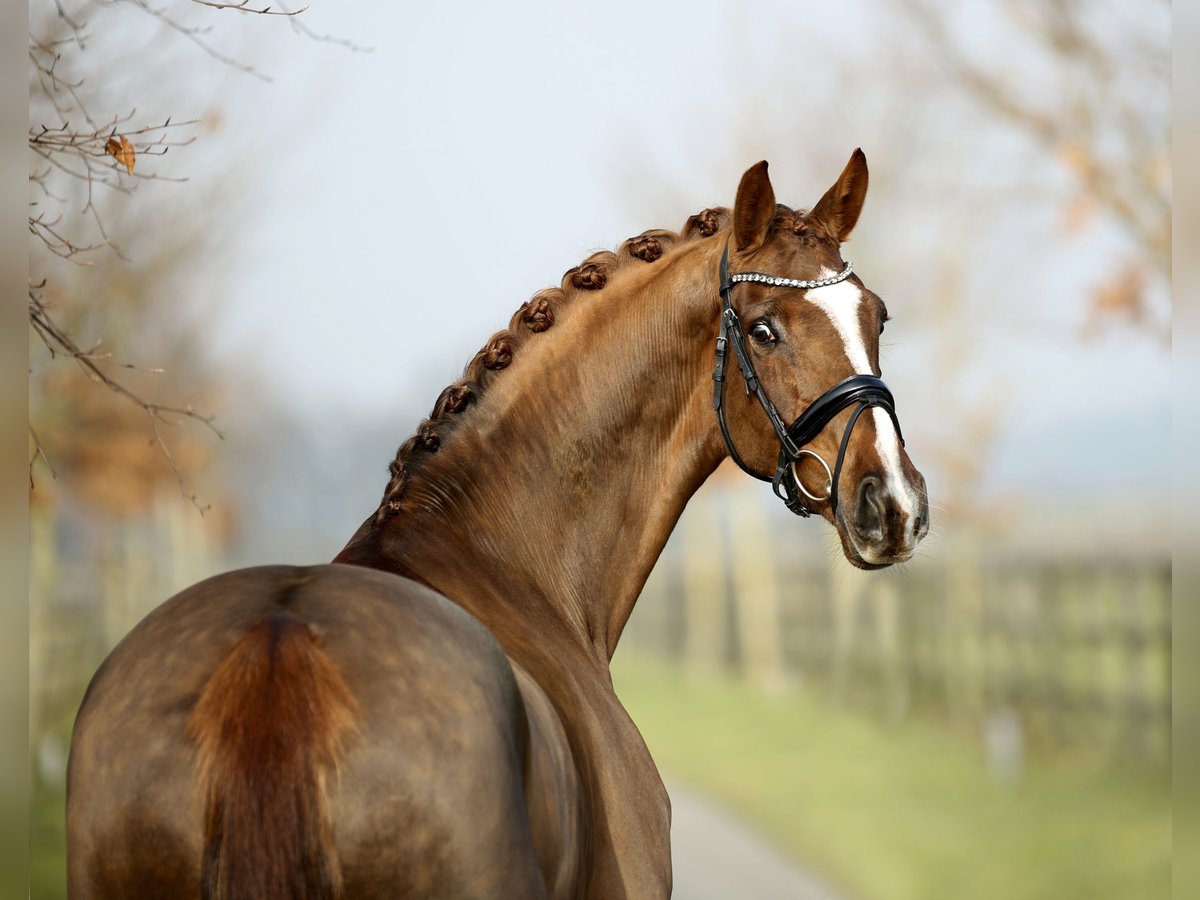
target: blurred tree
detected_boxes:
[607,1,1168,534]
[892,0,1170,529]
[899,0,1170,341]
[27,0,360,515]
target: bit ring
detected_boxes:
[791,450,833,502]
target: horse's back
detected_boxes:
[67,563,552,899]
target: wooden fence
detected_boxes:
[624,486,1172,764]
[29,492,228,787]
[29,483,1172,775]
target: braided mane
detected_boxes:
[374,206,741,523]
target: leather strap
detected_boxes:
[787,375,902,448]
[712,241,905,517]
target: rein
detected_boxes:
[712,242,905,517]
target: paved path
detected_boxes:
[667,780,847,900]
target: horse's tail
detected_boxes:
[189,611,358,900]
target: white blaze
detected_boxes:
[803,272,915,520]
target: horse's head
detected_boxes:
[714,151,928,568]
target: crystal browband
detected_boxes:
[728,260,854,290]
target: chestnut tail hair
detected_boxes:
[189,612,359,900]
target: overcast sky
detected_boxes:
[92,0,1169,551]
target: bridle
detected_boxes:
[712,241,905,517]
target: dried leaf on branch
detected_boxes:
[28,0,361,512]
[104,134,136,175]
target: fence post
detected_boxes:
[872,576,907,722]
[829,555,867,706]
[29,504,56,741]
[944,534,984,725]
[728,486,786,692]
[1126,569,1168,760]
[682,485,728,673]
[161,487,215,595]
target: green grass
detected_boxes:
[31,779,66,900]
[612,654,1170,900]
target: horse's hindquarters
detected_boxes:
[67,564,560,899]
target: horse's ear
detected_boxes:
[733,161,776,252]
[809,148,869,243]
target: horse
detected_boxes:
[66,151,928,899]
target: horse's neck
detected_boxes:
[342,243,725,665]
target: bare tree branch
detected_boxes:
[29,1,361,509]
[52,0,89,48]
[275,0,372,52]
[28,426,58,489]
[28,286,224,439]
[111,0,274,80]
[29,282,225,511]
[895,0,1170,348]
[188,0,309,16]
[150,417,213,513]
[898,0,1169,279]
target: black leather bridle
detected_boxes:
[712,241,905,517]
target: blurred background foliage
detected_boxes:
[28,1,1169,898]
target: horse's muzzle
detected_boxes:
[844,471,929,566]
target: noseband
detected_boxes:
[712,242,905,517]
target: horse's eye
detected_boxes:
[749,321,777,345]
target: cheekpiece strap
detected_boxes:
[711,240,903,518]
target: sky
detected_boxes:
[206,2,902,415]
[61,0,1170,556]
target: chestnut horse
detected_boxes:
[67,152,928,899]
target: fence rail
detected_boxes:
[624,487,1171,764]
[29,485,1172,774]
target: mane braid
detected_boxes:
[374,206,736,523]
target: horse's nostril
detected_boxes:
[855,476,885,539]
[915,490,930,537]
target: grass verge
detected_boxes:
[612,654,1169,900]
